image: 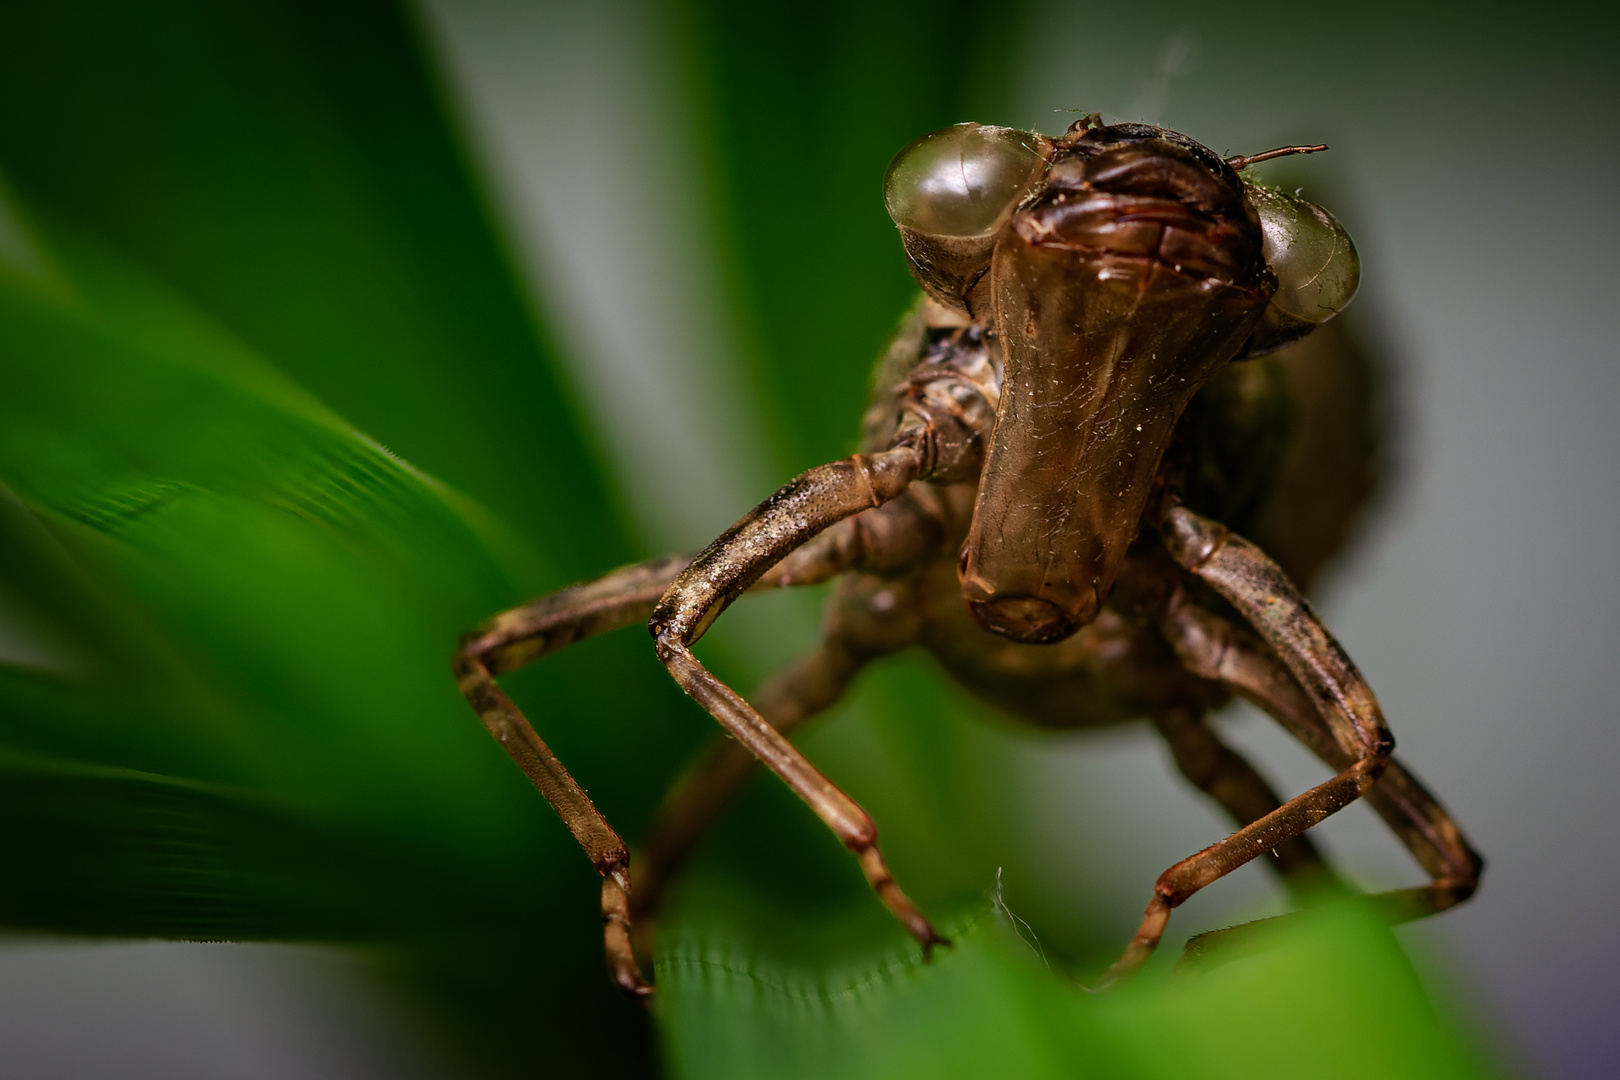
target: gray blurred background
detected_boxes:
[1,1,1614,1077]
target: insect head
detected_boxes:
[882,120,1360,643]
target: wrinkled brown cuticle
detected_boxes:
[967,595,1082,644]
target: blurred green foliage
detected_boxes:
[0,1,1490,1077]
[672,0,1025,473]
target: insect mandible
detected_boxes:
[453,114,1482,996]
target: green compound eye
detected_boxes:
[1250,185,1360,323]
[884,123,1045,238]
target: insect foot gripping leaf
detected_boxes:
[454,114,1477,1018]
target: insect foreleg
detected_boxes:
[754,487,949,590]
[648,417,984,952]
[631,636,871,923]
[1159,595,1481,956]
[1157,502,1392,765]
[648,446,951,952]
[642,359,987,952]
[635,569,930,924]
[1095,501,1400,985]
[1101,500,1477,982]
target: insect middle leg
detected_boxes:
[1150,706,1338,902]
[453,547,907,992]
[453,554,693,997]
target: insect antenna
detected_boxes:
[1065,111,1103,134]
[1225,143,1328,170]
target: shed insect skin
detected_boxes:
[453,118,1481,996]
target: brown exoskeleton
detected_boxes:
[454,116,1481,996]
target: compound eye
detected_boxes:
[884,123,1044,238]
[1250,186,1360,322]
